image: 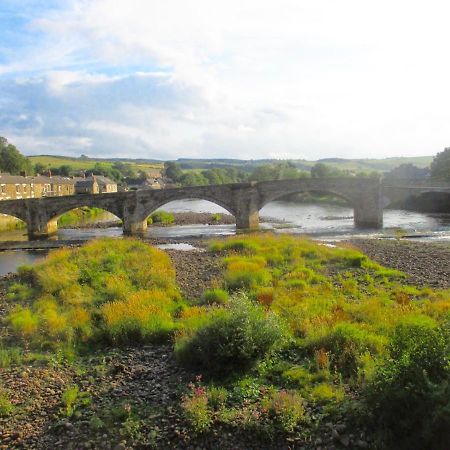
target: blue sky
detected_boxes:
[1,0,450,160]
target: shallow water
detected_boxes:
[0,199,448,275]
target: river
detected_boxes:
[0,199,448,275]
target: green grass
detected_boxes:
[1,233,448,449]
[4,238,183,350]
[29,155,163,173]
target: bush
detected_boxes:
[175,294,287,378]
[305,323,385,378]
[368,317,449,449]
[200,288,229,305]
[224,260,271,291]
[261,390,304,432]
[181,380,212,433]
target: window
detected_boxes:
[0,185,5,194]
[15,185,20,194]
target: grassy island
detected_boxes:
[0,235,448,449]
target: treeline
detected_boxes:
[165,161,379,186]
[0,137,145,182]
[34,161,146,183]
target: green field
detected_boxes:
[28,155,163,173]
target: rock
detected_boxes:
[331,429,340,441]
[339,434,350,447]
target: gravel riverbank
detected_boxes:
[349,239,450,289]
[1,236,449,449]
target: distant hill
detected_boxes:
[28,154,434,174]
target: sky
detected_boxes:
[1,0,450,160]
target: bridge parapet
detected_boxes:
[0,177,384,238]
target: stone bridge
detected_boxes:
[382,179,450,208]
[0,177,383,238]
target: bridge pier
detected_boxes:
[353,190,383,229]
[27,217,58,239]
[122,217,148,235]
[234,188,260,230]
[235,208,260,230]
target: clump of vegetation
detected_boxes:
[0,390,14,417]
[175,294,287,378]
[60,385,91,417]
[199,288,229,305]
[5,238,182,350]
[149,210,175,225]
[181,376,212,433]
[368,316,450,449]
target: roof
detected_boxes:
[73,176,116,186]
[0,174,73,185]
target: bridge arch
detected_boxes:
[259,188,353,210]
[143,196,236,220]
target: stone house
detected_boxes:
[0,174,75,200]
[73,176,117,194]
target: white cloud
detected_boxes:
[1,0,450,159]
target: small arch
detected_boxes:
[0,213,27,233]
[52,206,122,228]
[44,206,122,237]
[143,197,236,223]
[402,191,450,213]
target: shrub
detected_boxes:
[256,287,275,307]
[262,390,304,432]
[9,308,39,336]
[305,323,386,378]
[181,379,212,433]
[224,260,271,290]
[210,238,260,254]
[309,383,345,404]
[175,294,287,378]
[207,386,228,411]
[367,317,449,449]
[200,288,229,305]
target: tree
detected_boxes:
[92,162,122,182]
[112,162,137,179]
[57,165,73,176]
[0,137,33,175]
[179,171,208,186]
[34,162,48,175]
[430,148,450,181]
[164,161,183,182]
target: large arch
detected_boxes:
[259,188,353,209]
[256,178,382,229]
[144,196,236,219]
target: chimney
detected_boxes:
[46,170,52,178]
[20,171,26,177]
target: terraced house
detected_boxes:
[0,173,117,200]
